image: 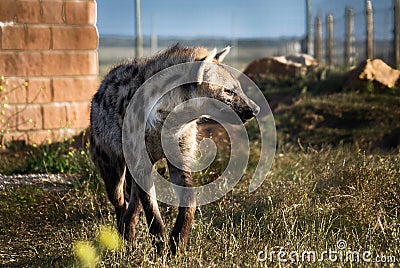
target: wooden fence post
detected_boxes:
[345,7,355,66]
[366,0,374,59]
[326,14,334,66]
[395,0,400,68]
[306,0,313,55]
[135,0,143,57]
[315,16,322,64]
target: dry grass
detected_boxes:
[1,147,398,267]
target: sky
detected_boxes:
[96,0,393,39]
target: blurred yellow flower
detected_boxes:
[97,226,122,251]
[23,81,29,87]
[73,241,99,268]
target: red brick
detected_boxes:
[65,1,96,25]
[1,25,25,50]
[26,26,51,50]
[42,51,98,76]
[40,0,64,24]
[15,0,41,24]
[42,103,67,129]
[17,104,43,130]
[0,52,42,76]
[0,51,98,77]
[0,105,17,132]
[52,25,98,50]
[1,77,28,104]
[1,25,51,50]
[0,0,17,22]
[27,78,52,104]
[67,102,90,128]
[27,130,53,145]
[53,76,98,102]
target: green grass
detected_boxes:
[275,92,400,147]
[1,69,399,267]
[0,136,93,176]
[255,70,400,149]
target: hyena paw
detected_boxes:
[169,235,182,255]
[152,236,166,255]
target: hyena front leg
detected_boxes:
[167,161,196,255]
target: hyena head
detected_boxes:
[194,47,260,124]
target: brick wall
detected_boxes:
[0,0,98,146]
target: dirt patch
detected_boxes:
[0,174,75,190]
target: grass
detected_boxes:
[256,70,400,149]
[275,92,400,147]
[1,69,399,267]
[1,147,398,267]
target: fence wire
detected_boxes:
[312,0,394,66]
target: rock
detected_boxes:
[283,54,318,67]
[346,59,400,88]
[243,58,303,79]
[243,54,317,80]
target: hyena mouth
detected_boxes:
[237,105,260,123]
[197,104,260,125]
[231,99,260,123]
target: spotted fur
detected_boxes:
[89,44,259,254]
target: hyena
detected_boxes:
[90,45,259,254]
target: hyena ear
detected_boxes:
[215,46,231,63]
[197,48,217,85]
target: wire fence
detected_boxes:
[310,0,397,66]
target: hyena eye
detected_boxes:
[224,89,236,96]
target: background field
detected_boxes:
[98,37,288,76]
[98,36,397,76]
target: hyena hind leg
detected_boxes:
[91,146,127,233]
[167,161,196,255]
[135,180,167,253]
[121,171,142,242]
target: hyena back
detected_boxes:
[90,45,259,254]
